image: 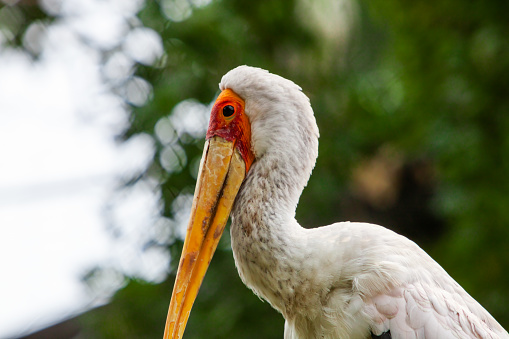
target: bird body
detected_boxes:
[163,66,508,339]
[233,218,506,338]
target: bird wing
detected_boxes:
[365,281,508,339]
[324,222,509,339]
[294,222,507,339]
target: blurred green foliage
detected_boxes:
[5,0,509,336]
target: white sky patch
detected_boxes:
[169,99,210,139]
[170,193,194,240]
[0,0,168,337]
[123,27,164,65]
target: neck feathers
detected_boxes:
[229,132,316,316]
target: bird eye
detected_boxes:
[222,105,235,118]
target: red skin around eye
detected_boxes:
[206,89,255,173]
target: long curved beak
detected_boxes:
[163,136,246,339]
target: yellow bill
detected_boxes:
[163,136,246,339]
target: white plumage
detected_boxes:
[220,66,508,339]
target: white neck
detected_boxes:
[230,142,314,318]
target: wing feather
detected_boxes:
[299,222,507,339]
[366,280,508,339]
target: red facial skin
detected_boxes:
[206,89,255,173]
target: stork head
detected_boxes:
[163,66,319,339]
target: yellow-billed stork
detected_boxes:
[163,66,508,339]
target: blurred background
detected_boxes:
[0,0,508,338]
